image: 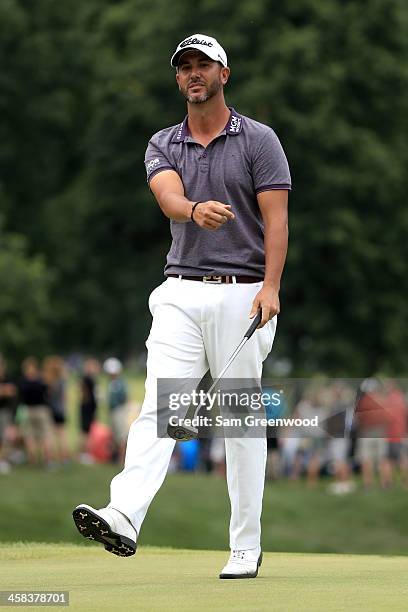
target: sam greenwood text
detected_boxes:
[168,415,319,428]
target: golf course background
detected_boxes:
[1,466,407,556]
[1,0,408,377]
[2,372,404,556]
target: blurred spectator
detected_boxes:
[19,357,54,466]
[78,358,99,464]
[0,356,18,474]
[87,421,113,463]
[103,357,129,464]
[266,436,281,480]
[265,386,287,480]
[280,436,303,479]
[178,439,200,471]
[325,382,355,495]
[209,437,226,477]
[198,438,213,472]
[381,380,408,487]
[295,387,326,487]
[43,356,71,464]
[355,378,391,489]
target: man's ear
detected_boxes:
[221,67,230,85]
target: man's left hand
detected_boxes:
[249,285,280,328]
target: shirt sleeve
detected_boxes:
[144,134,177,184]
[252,129,292,194]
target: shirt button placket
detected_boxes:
[199,149,209,172]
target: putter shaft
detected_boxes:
[167,311,263,440]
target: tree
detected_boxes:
[0,227,53,371]
[0,0,407,374]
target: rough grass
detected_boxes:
[1,467,408,555]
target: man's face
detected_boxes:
[176,51,228,104]
[24,363,38,379]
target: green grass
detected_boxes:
[1,544,407,611]
[1,467,408,555]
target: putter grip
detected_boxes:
[245,311,262,339]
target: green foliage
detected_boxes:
[0,227,53,370]
[0,0,407,373]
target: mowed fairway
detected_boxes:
[1,544,407,611]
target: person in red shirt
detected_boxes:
[382,380,408,487]
[356,379,391,488]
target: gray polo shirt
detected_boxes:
[145,108,291,277]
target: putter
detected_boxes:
[167,310,262,441]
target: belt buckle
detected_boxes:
[203,275,222,284]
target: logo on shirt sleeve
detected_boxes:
[146,158,161,174]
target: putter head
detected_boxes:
[167,422,198,441]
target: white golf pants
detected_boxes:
[109,277,276,550]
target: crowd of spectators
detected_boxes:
[0,354,131,473]
[0,356,407,493]
[173,378,408,493]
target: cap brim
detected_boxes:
[171,45,224,67]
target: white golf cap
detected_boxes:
[103,357,123,375]
[171,33,228,68]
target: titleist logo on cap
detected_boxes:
[180,37,214,49]
[170,33,227,68]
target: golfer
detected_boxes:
[74,33,291,579]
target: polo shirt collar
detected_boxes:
[226,108,243,135]
[171,107,243,143]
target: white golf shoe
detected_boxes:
[73,504,137,557]
[219,548,263,579]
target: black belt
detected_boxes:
[166,274,262,284]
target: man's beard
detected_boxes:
[182,78,222,104]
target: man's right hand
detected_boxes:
[149,170,235,226]
[192,201,235,230]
